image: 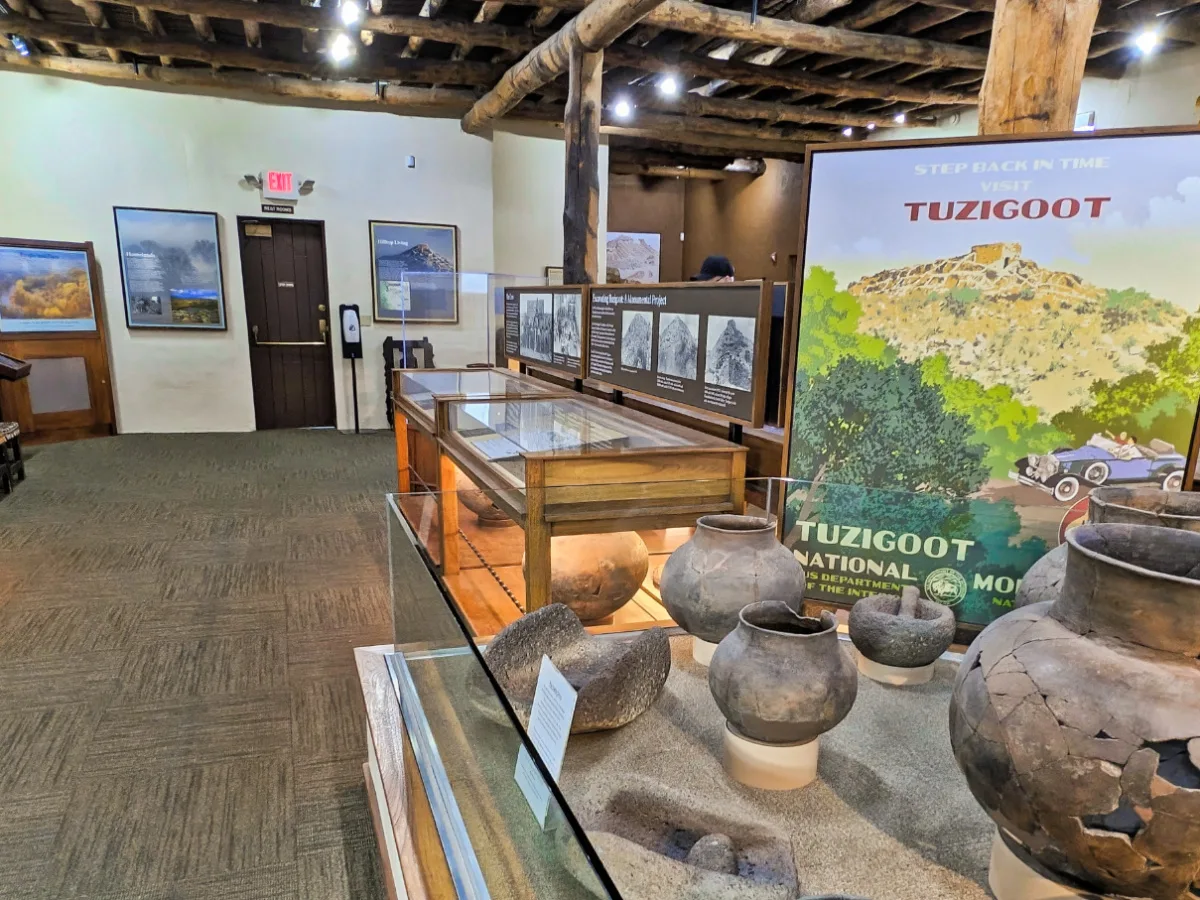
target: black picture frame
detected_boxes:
[369,220,460,325]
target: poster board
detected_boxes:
[587,281,770,427]
[605,232,661,284]
[784,128,1200,630]
[370,220,459,324]
[503,285,587,377]
[114,207,227,330]
[0,238,99,334]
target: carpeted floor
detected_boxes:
[0,431,397,900]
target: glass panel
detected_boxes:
[27,356,90,414]
[387,497,615,900]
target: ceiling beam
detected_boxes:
[605,45,978,104]
[460,0,666,133]
[0,13,509,83]
[610,163,734,178]
[68,0,123,62]
[3,0,72,56]
[134,5,172,64]
[644,90,936,127]
[401,0,449,58]
[241,0,259,46]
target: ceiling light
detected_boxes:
[340,0,363,26]
[614,98,633,120]
[894,112,906,124]
[1134,28,1160,55]
[842,126,853,137]
[866,122,876,131]
[10,35,30,56]
[658,75,679,96]
[328,31,354,62]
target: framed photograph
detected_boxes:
[544,265,564,286]
[0,237,99,334]
[606,231,662,284]
[114,207,227,330]
[370,221,459,324]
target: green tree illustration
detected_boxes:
[795,266,894,378]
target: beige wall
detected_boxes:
[607,174,686,282]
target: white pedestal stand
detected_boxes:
[856,651,936,686]
[692,637,718,666]
[722,725,819,790]
[989,831,1107,900]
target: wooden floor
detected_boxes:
[397,492,692,639]
[0,432,397,900]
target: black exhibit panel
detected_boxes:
[238,218,336,430]
[503,285,587,377]
[587,281,771,427]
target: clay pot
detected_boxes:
[1015,487,1200,608]
[950,523,1200,900]
[523,532,649,623]
[455,469,514,528]
[661,515,806,645]
[709,602,857,745]
[848,585,955,668]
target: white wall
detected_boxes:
[1,71,606,433]
[492,128,609,280]
[870,45,1200,141]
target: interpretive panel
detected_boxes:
[784,129,1200,629]
[0,239,98,334]
[503,285,585,376]
[587,282,769,426]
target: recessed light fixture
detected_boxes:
[842,126,853,137]
[614,98,634,120]
[340,0,363,26]
[659,75,679,96]
[894,112,906,124]
[1134,28,1161,55]
[10,35,30,56]
[329,31,355,62]
[866,122,876,131]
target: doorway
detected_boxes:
[237,217,335,429]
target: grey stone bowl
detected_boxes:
[848,586,955,668]
[481,604,671,733]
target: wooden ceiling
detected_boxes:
[0,0,1195,161]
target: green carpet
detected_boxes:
[0,431,397,899]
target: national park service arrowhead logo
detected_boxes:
[925,568,968,607]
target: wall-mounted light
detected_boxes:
[340,0,363,26]
[658,75,679,97]
[613,97,634,120]
[1134,28,1160,55]
[329,31,355,62]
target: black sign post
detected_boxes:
[339,304,363,434]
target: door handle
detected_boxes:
[252,324,328,347]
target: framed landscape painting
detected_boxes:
[0,237,99,334]
[114,207,227,330]
[606,232,661,284]
[370,221,459,324]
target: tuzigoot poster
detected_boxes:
[785,131,1200,627]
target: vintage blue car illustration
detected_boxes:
[1011,434,1186,502]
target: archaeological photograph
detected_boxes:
[656,312,699,379]
[519,293,553,361]
[552,292,582,359]
[621,310,653,369]
[704,315,755,391]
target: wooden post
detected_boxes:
[563,45,602,284]
[977,0,1099,133]
[437,450,460,576]
[523,458,551,613]
[394,411,411,492]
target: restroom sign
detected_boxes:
[263,170,299,201]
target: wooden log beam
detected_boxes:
[563,46,602,284]
[978,0,1099,132]
[189,13,214,40]
[460,0,666,133]
[611,163,733,178]
[644,90,934,128]
[68,0,123,62]
[99,0,538,51]
[401,0,448,58]
[134,5,172,64]
[605,129,809,160]
[0,13,508,83]
[241,0,260,47]
[604,45,978,104]
[4,0,71,56]
[616,107,834,142]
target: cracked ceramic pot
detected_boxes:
[950,523,1200,900]
[1015,487,1200,609]
[848,585,956,668]
[522,532,649,623]
[710,602,857,745]
[660,515,806,645]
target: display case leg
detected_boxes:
[438,453,460,576]
[394,413,411,493]
[524,459,550,612]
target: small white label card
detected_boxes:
[514,654,578,828]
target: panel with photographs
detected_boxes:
[503,285,586,376]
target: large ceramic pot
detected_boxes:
[950,523,1200,900]
[1015,487,1200,608]
[523,532,649,623]
[661,515,806,645]
[709,602,857,745]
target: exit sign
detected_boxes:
[262,170,299,201]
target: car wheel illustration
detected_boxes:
[1083,461,1110,485]
[1053,476,1081,503]
[1163,471,1184,492]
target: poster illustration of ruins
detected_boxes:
[785,132,1200,627]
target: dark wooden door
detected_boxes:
[238,218,335,429]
